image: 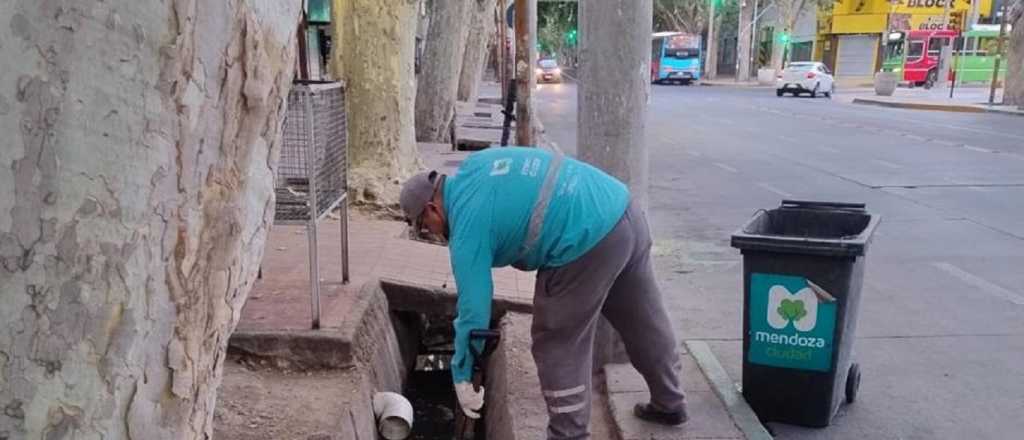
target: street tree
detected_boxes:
[769,0,820,73]
[1006,0,1024,107]
[458,0,500,104]
[330,0,421,208]
[416,0,472,142]
[0,1,300,438]
[538,2,579,63]
[654,0,708,33]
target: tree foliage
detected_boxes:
[654,0,708,34]
[537,1,578,63]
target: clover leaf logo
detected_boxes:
[777,298,808,322]
[767,285,820,332]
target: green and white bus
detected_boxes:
[953,25,1010,83]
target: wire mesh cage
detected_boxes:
[272,80,349,329]
[277,81,348,223]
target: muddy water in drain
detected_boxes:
[405,369,458,439]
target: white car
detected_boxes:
[776,62,834,98]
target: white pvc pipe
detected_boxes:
[372,392,414,440]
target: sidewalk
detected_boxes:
[845,86,1024,116]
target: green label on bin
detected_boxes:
[748,273,837,372]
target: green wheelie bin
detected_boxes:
[731,200,881,427]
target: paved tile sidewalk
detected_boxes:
[238,216,535,331]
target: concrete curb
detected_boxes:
[685,340,774,440]
[984,106,1024,117]
[699,81,772,88]
[852,97,987,113]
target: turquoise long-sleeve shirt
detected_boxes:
[443,147,629,383]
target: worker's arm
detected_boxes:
[449,233,495,384]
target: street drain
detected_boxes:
[389,308,500,440]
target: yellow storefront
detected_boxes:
[816,0,992,81]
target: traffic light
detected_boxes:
[566,29,578,46]
[778,32,790,44]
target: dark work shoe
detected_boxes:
[633,403,688,425]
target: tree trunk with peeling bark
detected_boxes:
[1006,3,1024,107]
[770,0,809,73]
[330,0,421,208]
[458,0,499,104]
[416,0,472,142]
[0,1,300,438]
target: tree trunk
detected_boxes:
[515,0,538,146]
[416,0,472,142]
[458,0,499,104]
[578,0,653,368]
[331,0,421,208]
[1006,5,1024,107]
[737,0,754,81]
[0,1,300,439]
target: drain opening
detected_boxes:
[394,310,499,440]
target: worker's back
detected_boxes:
[443,147,629,271]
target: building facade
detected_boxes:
[814,0,993,82]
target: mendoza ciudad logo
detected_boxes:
[748,273,838,371]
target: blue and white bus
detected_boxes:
[651,32,702,85]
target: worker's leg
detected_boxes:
[532,215,634,440]
[601,202,686,414]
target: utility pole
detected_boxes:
[967,0,981,28]
[514,0,537,146]
[989,0,1008,105]
[578,0,654,367]
[936,0,953,89]
[706,0,719,80]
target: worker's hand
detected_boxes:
[454,381,484,419]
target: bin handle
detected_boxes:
[781,200,866,211]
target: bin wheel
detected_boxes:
[845,363,861,404]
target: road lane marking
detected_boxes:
[817,145,840,153]
[713,162,738,173]
[931,262,1024,306]
[873,159,903,169]
[756,183,794,198]
[963,145,993,153]
[687,151,703,158]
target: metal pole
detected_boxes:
[989,1,1009,105]
[339,195,349,284]
[968,0,981,28]
[935,0,954,89]
[303,90,322,330]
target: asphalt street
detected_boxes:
[535,80,1024,439]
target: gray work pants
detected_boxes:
[531,200,685,440]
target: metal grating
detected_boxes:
[276,81,347,223]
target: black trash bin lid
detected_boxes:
[731,200,882,257]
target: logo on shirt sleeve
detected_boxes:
[490,158,513,176]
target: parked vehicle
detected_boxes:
[536,58,562,83]
[651,32,701,85]
[776,62,835,98]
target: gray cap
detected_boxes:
[399,171,440,224]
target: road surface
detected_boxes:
[535,80,1024,440]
